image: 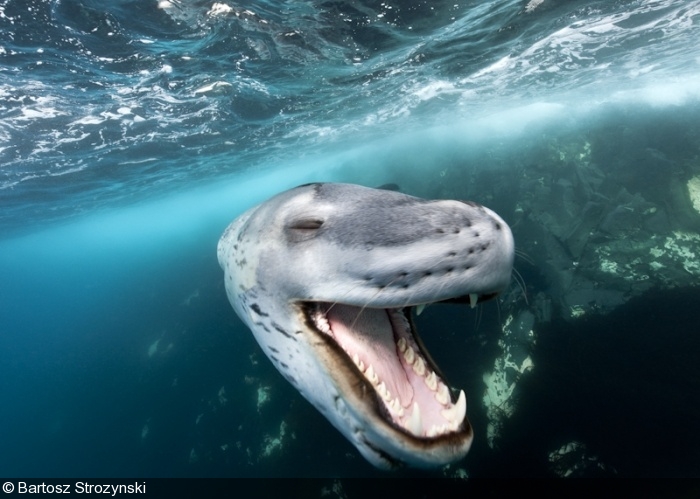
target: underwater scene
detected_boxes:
[1,0,700,479]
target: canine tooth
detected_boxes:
[455,389,466,423]
[425,371,437,391]
[441,389,467,424]
[408,402,422,436]
[352,353,360,367]
[416,303,426,316]
[397,337,407,353]
[358,359,365,371]
[412,355,426,376]
[436,383,450,406]
[469,293,478,308]
[403,345,415,365]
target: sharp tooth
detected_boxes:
[408,402,422,436]
[352,353,360,367]
[455,389,467,423]
[358,359,365,371]
[391,397,405,417]
[397,337,407,353]
[377,381,391,401]
[469,293,478,308]
[366,364,378,385]
[435,383,450,405]
[425,371,437,391]
[416,303,426,316]
[412,355,425,376]
[441,389,467,424]
[403,345,415,365]
[388,398,397,413]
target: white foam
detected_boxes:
[608,77,700,107]
[412,80,456,102]
[193,81,232,95]
[207,3,234,17]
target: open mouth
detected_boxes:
[302,295,494,440]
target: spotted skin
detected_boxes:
[217,183,514,468]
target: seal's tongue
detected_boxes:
[325,304,414,407]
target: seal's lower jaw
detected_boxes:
[300,301,477,467]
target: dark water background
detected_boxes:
[1,0,700,478]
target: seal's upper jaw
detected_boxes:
[275,184,516,309]
[299,301,473,468]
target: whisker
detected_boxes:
[512,267,528,306]
[324,273,399,316]
[347,274,404,331]
[473,303,483,331]
[514,249,535,266]
[495,295,502,326]
[400,285,419,311]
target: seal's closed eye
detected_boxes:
[286,218,325,242]
[289,218,324,230]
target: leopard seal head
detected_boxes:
[217,182,514,469]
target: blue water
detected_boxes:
[2,0,700,478]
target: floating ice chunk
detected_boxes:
[688,175,700,215]
[260,421,287,458]
[147,339,160,358]
[181,288,200,306]
[256,386,271,412]
[482,312,536,448]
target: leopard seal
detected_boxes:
[217,182,514,468]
